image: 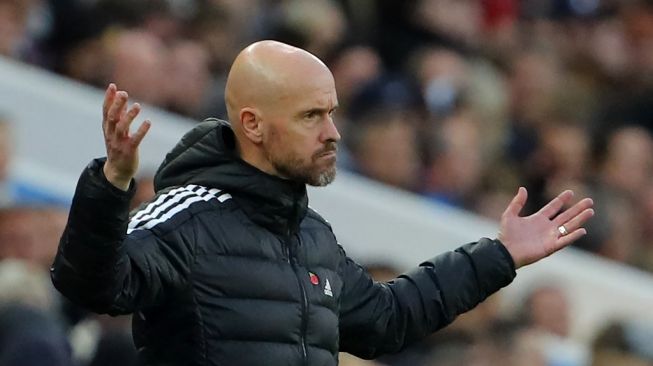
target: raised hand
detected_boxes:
[101,84,151,191]
[498,187,594,269]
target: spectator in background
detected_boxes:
[0,259,73,366]
[0,0,44,62]
[165,40,212,118]
[0,0,30,57]
[492,319,548,366]
[345,76,425,191]
[591,320,653,366]
[69,312,137,366]
[187,0,266,94]
[327,46,384,170]
[585,126,653,263]
[598,126,653,199]
[58,30,111,88]
[422,112,484,208]
[273,0,347,60]
[533,122,592,198]
[411,47,469,120]
[621,0,653,78]
[109,29,169,107]
[0,204,137,366]
[349,107,422,191]
[330,46,383,114]
[505,50,563,170]
[519,284,589,366]
[0,207,66,269]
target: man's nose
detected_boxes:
[322,115,341,143]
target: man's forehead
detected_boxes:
[282,81,338,109]
[275,69,336,97]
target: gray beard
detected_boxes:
[272,157,336,186]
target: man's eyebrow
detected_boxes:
[298,105,339,117]
[301,107,329,114]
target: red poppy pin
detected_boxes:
[309,272,319,285]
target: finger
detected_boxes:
[504,187,528,217]
[116,102,141,137]
[114,97,129,136]
[111,92,129,136]
[107,91,127,124]
[131,120,151,147]
[554,228,587,252]
[102,83,117,119]
[553,198,594,226]
[558,208,594,234]
[118,95,129,119]
[102,84,117,133]
[537,190,574,219]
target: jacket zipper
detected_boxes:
[287,232,308,365]
[282,239,290,263]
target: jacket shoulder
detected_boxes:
[128,184,232,235]
[305,207,334,231]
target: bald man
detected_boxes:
[52,41,594,366]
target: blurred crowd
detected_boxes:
[1,0,653,365]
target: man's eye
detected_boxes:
[305,112,318,119]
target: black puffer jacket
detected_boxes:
[51,119,516,366]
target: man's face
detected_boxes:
[261,74,341,186]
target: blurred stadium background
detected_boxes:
[1,0,653,365]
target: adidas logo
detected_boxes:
[324,279,333,297]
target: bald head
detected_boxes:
[223,40,340,184]
[225,40,333,134]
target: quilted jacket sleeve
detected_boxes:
[338,239,516,359]
[50,158,194,315]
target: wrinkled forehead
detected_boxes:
[275,81,337,118]
[271,62,336,103]
[283,70,336,98]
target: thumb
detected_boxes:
[504,187,527,217]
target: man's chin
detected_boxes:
[309,167,337,187]
[275,160,336,186]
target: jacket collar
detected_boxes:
[153,119,308,235]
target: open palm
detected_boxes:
[498,187,594,268]
[101,83,151,190]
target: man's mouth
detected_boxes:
[315,148,338,161]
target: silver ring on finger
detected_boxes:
[558,225,569,236]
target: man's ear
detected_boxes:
[240,107,263,143]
